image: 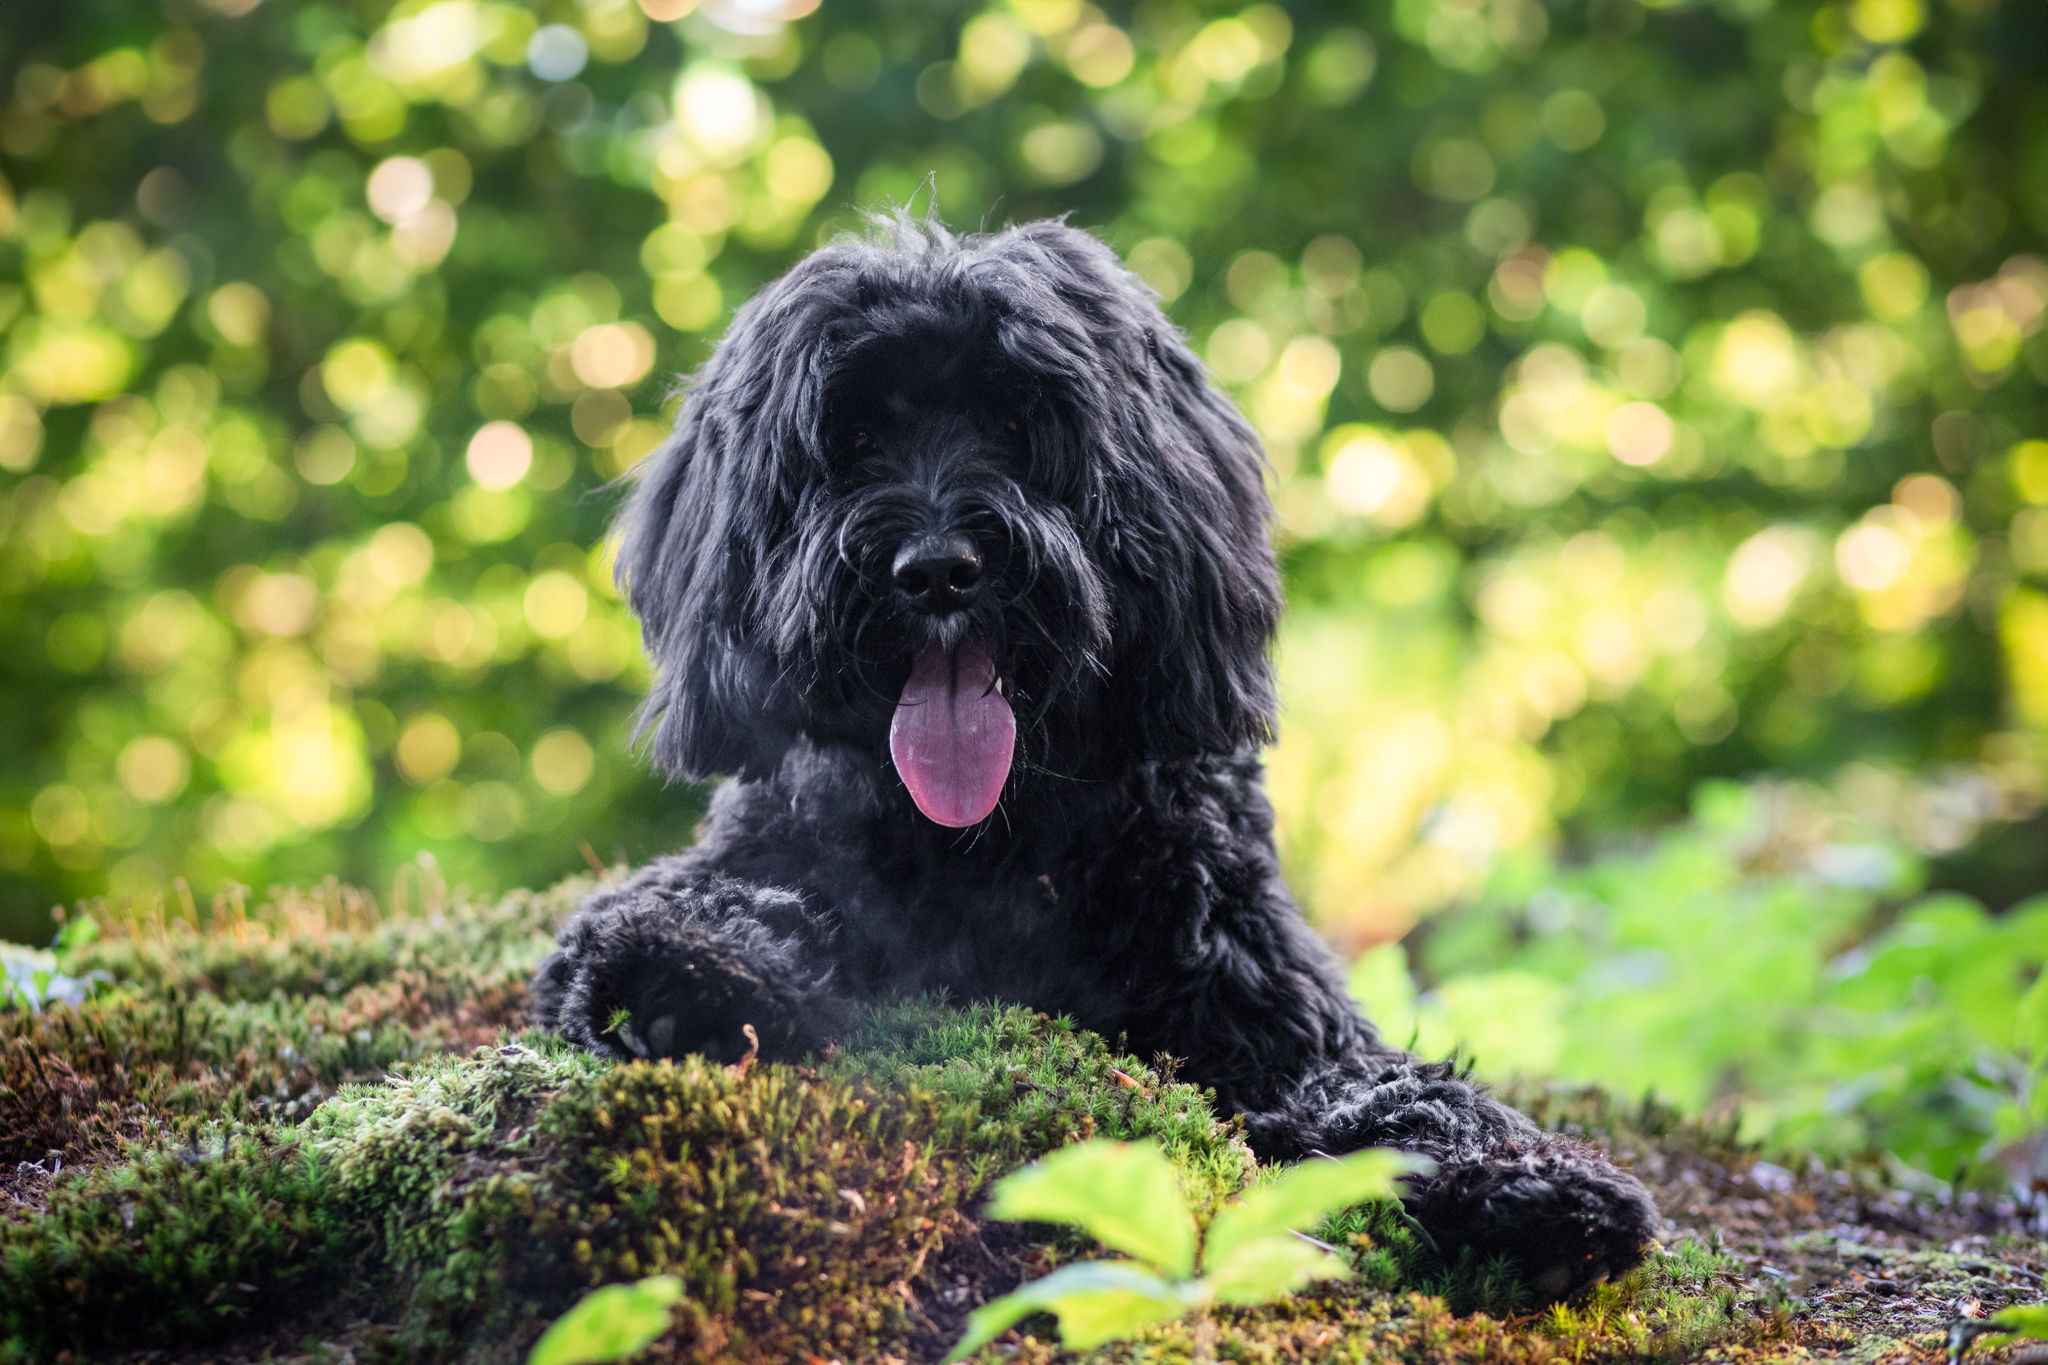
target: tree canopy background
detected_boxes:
[2,0,2045,1177]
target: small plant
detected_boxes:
[0,916,104,1012]
[945,1138,1428,1361]
[1948,1303,2048,1365]
[527,1276,684,1365]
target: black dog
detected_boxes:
[534,217,1658,1299]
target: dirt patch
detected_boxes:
[1521,1086,2046,1363]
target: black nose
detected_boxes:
[892,535,982,613]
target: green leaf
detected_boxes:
[944,1261,1188,1362]
[1202,1148,1430,1271]
[1990,1305,2048,1339]
[2014,967,2048,1059]
[527,1275,685,1365]
[1202,1232,1353,1306]
[1047,1269,1190,1350]
[985,1139,1198,1278]
[53,915,98,968]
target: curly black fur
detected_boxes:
[536,216,1659,1300]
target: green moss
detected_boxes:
[1,880,560,1166]
[961,1242,1755,1365]
[2,977,1252,1362]
[63,876,575,1005]
[1,879,2026,1365]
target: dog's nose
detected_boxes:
[893,535,982,613]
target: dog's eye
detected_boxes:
[1003,416,1024,436]
[848,428,873,453]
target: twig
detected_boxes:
[727,1023,760,1078]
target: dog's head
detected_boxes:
[615,216,1280,824]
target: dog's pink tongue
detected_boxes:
[890,646,1015,828]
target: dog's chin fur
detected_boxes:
[536,214,1661,1302]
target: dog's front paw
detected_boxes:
[1404,1138,1660,1301]
[555,935,778,1064]
[534,885,819,1065]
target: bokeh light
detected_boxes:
[0,0,2042,1091]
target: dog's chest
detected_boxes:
[828,853,1138,1017]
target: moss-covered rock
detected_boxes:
[4,1008,1259,1361]
[1,877,1252,1362]
[1,879,2040,1365]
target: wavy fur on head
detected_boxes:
[616,215,1279,784]
[539,214,1660,1304]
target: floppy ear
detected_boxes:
[613,252,853,780]
[989,222,1282,758]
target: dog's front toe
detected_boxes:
[641,1012,678,1059]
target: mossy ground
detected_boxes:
[1,875,2041,1365]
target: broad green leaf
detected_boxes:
[528,1275,685,1365]
[1991,1305,2048,1338]
[1050,1275,1191,1349]
[985,1139,1197,1278]
[944,1261,1187,1362]
[1202,1232,1353,1306]
[2015,967,2048,1059]
[1202,1148,1429,1271]
[945,1294,1040,1361]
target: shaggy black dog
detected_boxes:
[534,216,1659,1300]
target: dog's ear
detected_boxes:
[992,222,1283,758]
[612,259,844,780]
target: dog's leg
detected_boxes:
[1145,925,1659,1299]
[1245,1052,1662,1301]
[1154,945,1659,1299]
[531,865,836,1065]
[1094,758,1658,1300]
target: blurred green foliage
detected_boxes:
[0,0,2043,1001]
[1355,780,2048,1182]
